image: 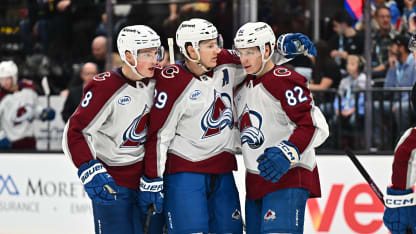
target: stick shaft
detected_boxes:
[345,149,385,206]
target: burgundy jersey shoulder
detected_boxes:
[260,66,309,97]
[84,70,126,95]
[216,49,241,66]
[19,79,36,91]
[155,64,194,96]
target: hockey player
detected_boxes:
[382,34,416,234]
[140,18,316,234]
[62,25,165,234]
[233,22,329,234]
[0,60,55,149]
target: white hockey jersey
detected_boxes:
[234,65,329,200]
[144,49,246,178]
[62,68,156,189]
[0,80,43,142]
[390,127,416,190]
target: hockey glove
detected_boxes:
[383,187,416,234]
[138,176,164,214]
[257,141,300,183]
[277,33,317,59]
[0,137,11,149]
[40,108,55,121]
[78,160,118,205]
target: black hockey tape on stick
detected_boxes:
[144,205,154,234]
[345,149,412,234]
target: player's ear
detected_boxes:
[186,45,198,60]
[264,44,271,59]
[125,51,134,65]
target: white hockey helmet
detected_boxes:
[234,22,276,75]
[176,18,221,70]
[117,25,163,78]
[0,60,18,84]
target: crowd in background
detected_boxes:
[0,0,416,152]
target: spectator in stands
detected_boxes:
[371,6,398,79]
[309,41,342,118]
[385,35,416,133]
[333,55,367,149]
[22,0,71,55]
[87,36,107,73]
[0,61,55,150]
[61,62,97,123]
[398,0,416,34]
[329,10,364,75]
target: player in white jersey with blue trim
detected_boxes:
[383,33,416,234]
[62,25,165,234]
[139,18,318,234]
[233,22,329,234]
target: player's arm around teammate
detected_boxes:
[62,25,165,234]
[233,22,329,234]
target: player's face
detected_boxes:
[199,39,221,68]
[136,47,159,77]
[0,77,13,91]
[237,47,262,74]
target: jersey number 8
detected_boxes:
[81,91,93,108]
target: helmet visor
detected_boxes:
[199,34,224,51]
[137,46,165,62]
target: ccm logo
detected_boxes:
[385,198,414,206]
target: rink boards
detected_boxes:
[0,154,393,234]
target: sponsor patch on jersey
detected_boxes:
[273,68,291,77]
[232,209,241,221]
[118,96,131,105]
[264,209,276,222]
[190,89,201,100]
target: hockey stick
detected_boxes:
[168,38,175,64]
[143,205,154,234]
[41,76,51,151]
[345,149,412,234]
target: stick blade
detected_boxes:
[41,76,50,96]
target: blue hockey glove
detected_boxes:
[0,137,11,149]
[138,176,164,214]
[78,160,118,205]
[383,187,416,234]
[257,141,300,183]
[40,108,55,121]
[277,33,317,59]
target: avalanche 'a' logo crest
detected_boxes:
[120,105,150,148]
[201,89,233,138]
[238,104,264,149]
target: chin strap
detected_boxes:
[183,50,212,73]
[125,56,146,79]
[252,53,274,76]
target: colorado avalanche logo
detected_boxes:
[161,65,179,79]
[238,105,264,149]
[13,104,35,126]
[201,89,233,138]
[120,105,150,148]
